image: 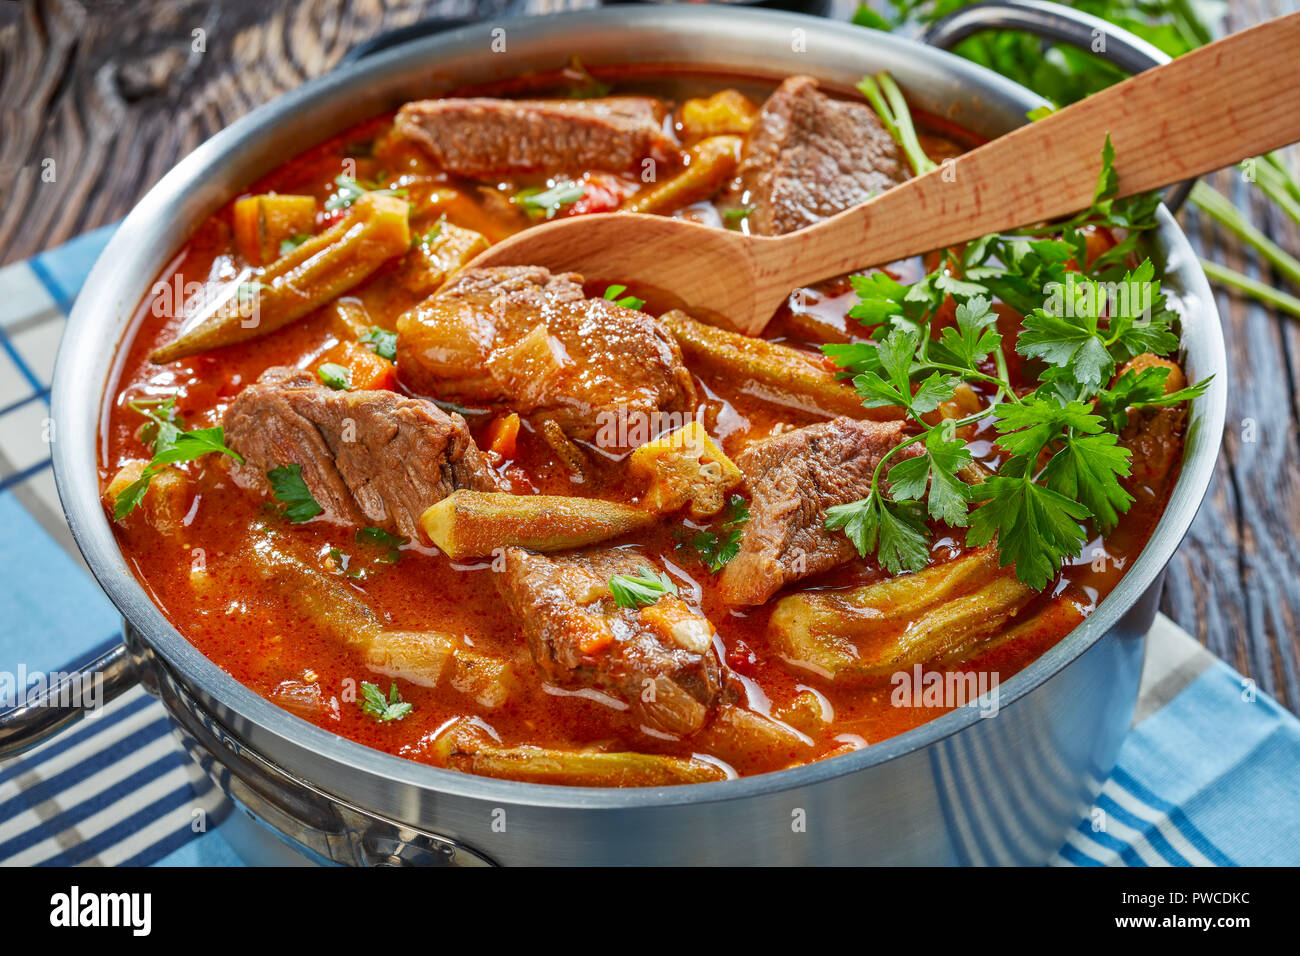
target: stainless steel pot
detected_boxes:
[16,2,1226,865]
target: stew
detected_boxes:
[101,65,1201,786]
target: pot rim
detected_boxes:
[51,5,1227,812]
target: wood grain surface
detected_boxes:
[1,0,1298,712]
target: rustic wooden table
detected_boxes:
[2,0,1298,711]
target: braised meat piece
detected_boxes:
[719,418,916,605]
[395,96,674,178]
[223,367,499,538]
[735,76,907,236]
[396,266,697,451]
[497,547,733,736]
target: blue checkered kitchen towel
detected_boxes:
[0,228,1297,867]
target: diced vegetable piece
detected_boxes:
[398,221,489,297]
[317,339,395,391]
[271,679,327,719]
[232,193,318,266]
[151,193,411,364]
[435,730,727,786]
[661,310,899,421]
[484,412,520,459]
[678,90,758,142]
[420,490,656,559]
[628,420,742,519]
[104,460,189,534]
[250,542,514,707]
[623,135,742,215]
[768,548,1036,682]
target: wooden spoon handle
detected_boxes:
[770,11,1300,288]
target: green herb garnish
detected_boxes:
[360,681,413,722]
[114,397,242,520]
[325,174,408,212]
[608,566,679,609]
[356,526,407,563]
[690,494,751,573]
[360,326,397,361]
[279,234,311,256]
[722,206,754,228]
[602,284,646,310]
[514,182,586,220]
[267,463,323,523]
[317,363,352,391]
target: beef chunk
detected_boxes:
[396,266,697,451]
[497,547,733,736]
[395,96,673,178]
[223,367,498,539]
[719,418,915,605]
[735,76,907,236]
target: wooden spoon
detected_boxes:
[469,12,1300,335]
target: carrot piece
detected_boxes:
[232,194,318,265]
[484,412,520,459]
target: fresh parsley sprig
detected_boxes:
[325,173,408,212]
[689,494,751,573]
[114,396,242,519]
[822,90,1210,589]
[359,681,413,722]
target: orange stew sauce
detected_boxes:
[101,71,1178,781]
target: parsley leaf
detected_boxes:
[356,526,407,563]
[967,474,1091,590]
[887,429,974,526]
[267,464,323,523]
[608,566,678,609]
[514,182,585,219]
[359,681,413,722]
[825,492,931,575]
[325,174,407,212]
[360,326,397,361]
[602,284,645,310]
[689,494,751,572]
[317,363,352,391]
[279,234,310,256]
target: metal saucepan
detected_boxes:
[13,2,1225,864]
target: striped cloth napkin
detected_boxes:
[1,228,1297,867]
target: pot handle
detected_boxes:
[0,642,139,759]
[921,0,1193,211]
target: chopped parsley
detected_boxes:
[325,173,408,212]
[114,396,242,520]
[690,494,751,573]
[356,526,406,563]
[722,206,754,228]
[359,681,413,722]
[316,362,352,391]
[514,181,586,220]
[608,566,678,609]
[360,326,397,361]
[267,464,323,523]
[602,284,645,310]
